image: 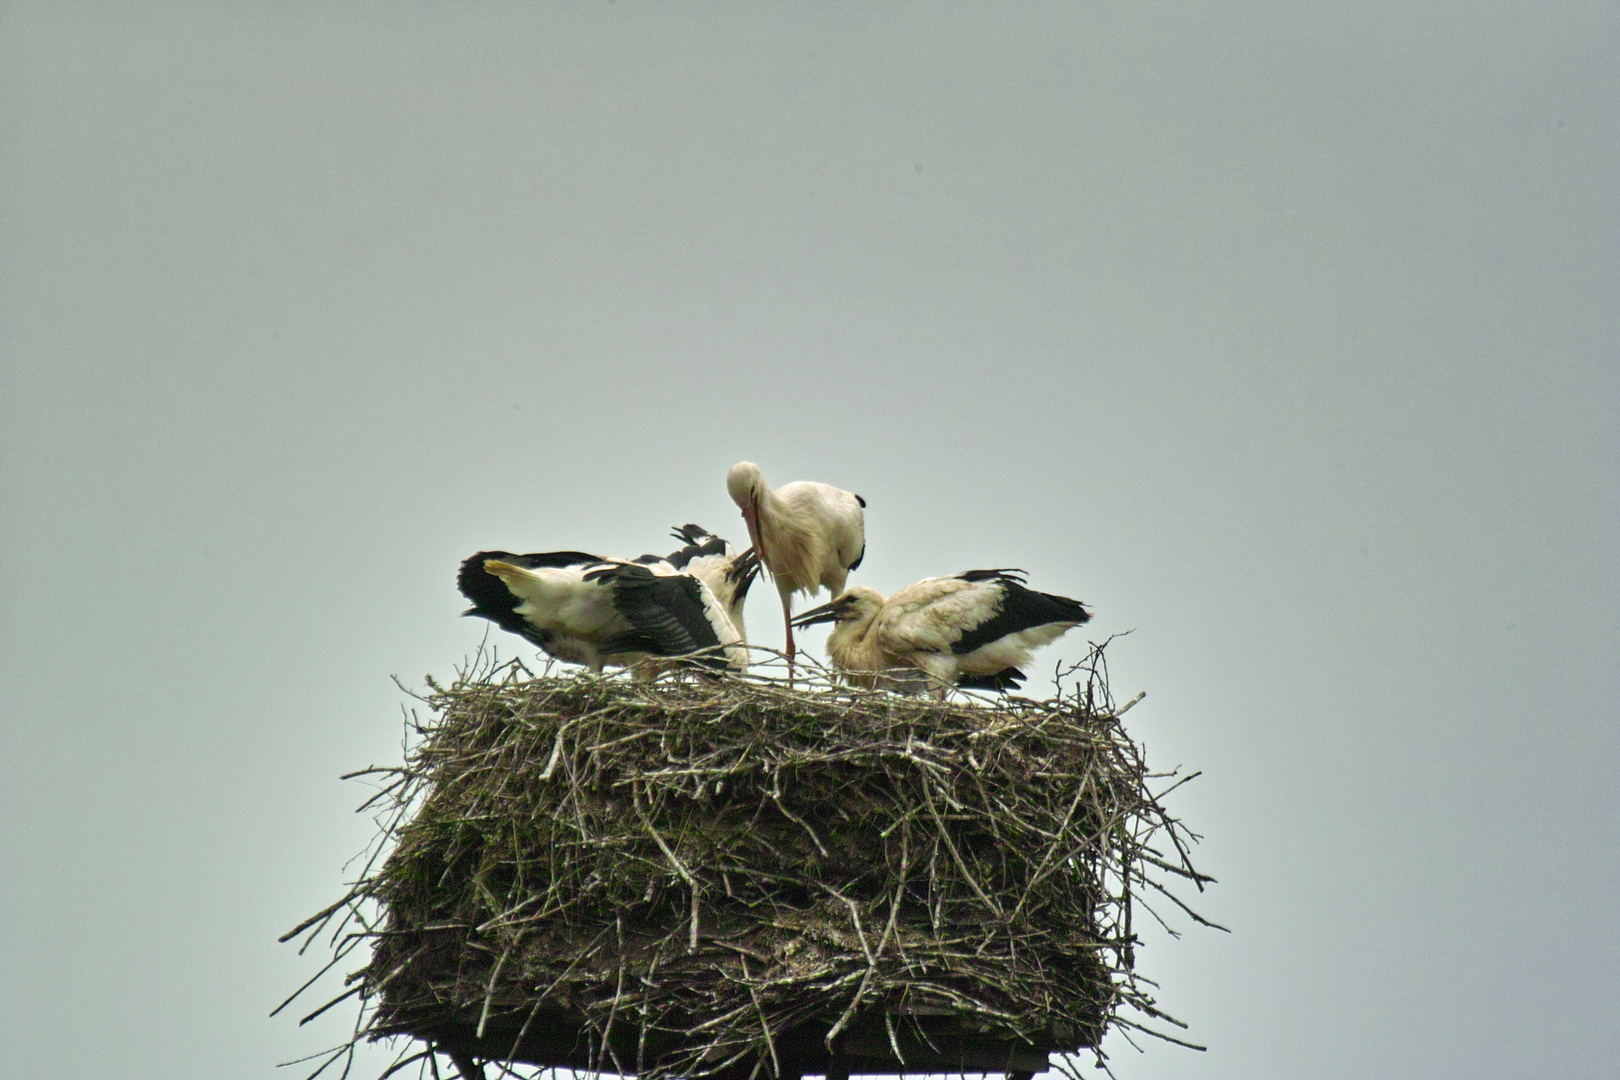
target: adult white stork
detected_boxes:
[457,527,759,675]
[790,569,1091,695]
[726,460,865,673]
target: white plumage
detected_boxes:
[457,526,759,675]
[791,569,1091,694]
[726,460,865,671]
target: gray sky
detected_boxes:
[2,4,1615,1078]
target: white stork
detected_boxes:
[726,460,865,673]
[790,569,1091,695]
[457,526,759,675]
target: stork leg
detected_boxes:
[782,596,797,685]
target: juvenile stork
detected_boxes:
[726,460,865,673]
[457,527,758,675]
[791,569,1090,695]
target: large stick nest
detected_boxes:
[284,644,1214,1080]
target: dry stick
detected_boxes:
[823,886,884,1049]
[1111,1017,1207,1052]
[1148,775,1206,885]
[598,959,631,1078]
[870,822,913,1065]
[585,727,660,753]
[1137,850,1214,886]
[475,932,520,1040]
[374,1049,435,1080]
[833,891,875,965]
[279,1040,356,1071]
[686,1000,761,1034]
[1111,691,1146,717]
[741,956,781,1080]
[1138,874,1229,932]
[1005,767,1096,929]
[271,943,356,1018]
[769,774,830,858]
[280,894,355,944]
[630,781,700,953]
[296,1044,351,1080]
[884,1012,908,1069]
[352,772,410,813]
[298,985,363,1027]
[919,776,1003,918]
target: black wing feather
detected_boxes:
[662,525,730,571]
[956,568,1028,585]
[592,564,729,669]
[956,668,1027,692]
[726,548,762,596]
[949,572,1091,657]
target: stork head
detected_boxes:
[726,461,770,572]
[791,587,883,629]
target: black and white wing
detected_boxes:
[649,524,760,642]
[944,569,1090,684]
[591,563,748,671]
[947,570,1090,653]
[661,524,732,569]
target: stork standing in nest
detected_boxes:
[726,460,865,677]
[792,569,1090,696]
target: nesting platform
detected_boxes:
[284,650,1209,1080]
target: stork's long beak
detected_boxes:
[741,496,771,579]
[790,600,843,628]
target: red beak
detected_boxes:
[742,496,771,581]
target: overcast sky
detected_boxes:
[1,4,1615,1079]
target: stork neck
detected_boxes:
[754,480,787,531]
[826,608,886,671]
[756,485,818,590]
